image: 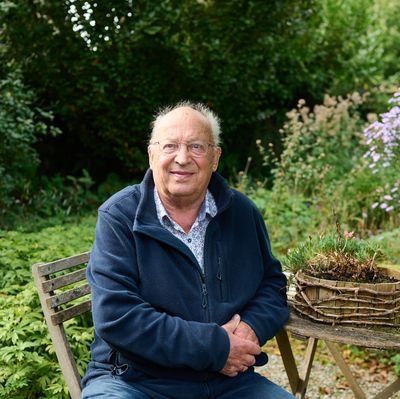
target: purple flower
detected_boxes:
[364,90,400,212]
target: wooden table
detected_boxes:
[276,310,400,399]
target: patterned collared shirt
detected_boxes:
[154,188,218,272]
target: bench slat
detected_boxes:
[51,300,92,325]
[36,252,90,277]
[47,284,91,309]
[42,269,87,293]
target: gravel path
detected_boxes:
[256,350,400,399]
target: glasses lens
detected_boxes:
[161,142,179,153]
[157,141,211,156]
[189,143,207,156]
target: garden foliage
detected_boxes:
[0,72,60,215]
[364,90,400,214]
[1,0,399,185]
[0,216,96,398]
[247,89,400,255]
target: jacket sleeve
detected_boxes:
[88,208,230,372]
[239,209,289,345]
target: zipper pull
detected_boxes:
[201,283,208,308]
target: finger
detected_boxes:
[242,340,261,355]
[222,314,241,333]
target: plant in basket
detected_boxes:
[284,222,400,327]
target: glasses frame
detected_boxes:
[150,140,217,157]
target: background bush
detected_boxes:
[0,72,60,217]
[246,89,399,253]
[1,0,399,185]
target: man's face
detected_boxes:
[148,107,221,206]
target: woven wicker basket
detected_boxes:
[293,268,400,327]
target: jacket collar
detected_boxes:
[134,169,233,229]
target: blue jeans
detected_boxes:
[81,370,296,399]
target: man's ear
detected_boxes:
[212,147,222,171]
[147,146,153,169]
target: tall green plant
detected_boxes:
[253,90,398,243]
[305,0,400,96]
[0,71,60,212]
[271,92,368,197]
[0,0,319,179]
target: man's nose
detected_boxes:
[174,144,191,163]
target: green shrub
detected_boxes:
[0,71,60,212]
[0,215,96,289]
[270,92,368,197]
[250,188,323,256]
[0,215,95,398]
[0,283,93,398]
[0,169,99,231]
[252,89,399,242]
[370,228,400,266]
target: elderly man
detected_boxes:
[81,102,294,398]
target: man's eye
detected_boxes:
[191,144,204,151]
[163,143,178,150]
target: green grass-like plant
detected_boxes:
[284,231,384,282]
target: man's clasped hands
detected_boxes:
[221,314,261,377]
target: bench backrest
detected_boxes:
[32,252,91,399]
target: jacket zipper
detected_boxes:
[199,272,210,323]
[217,257,225,301]
[216,241,227,301]
[201,282,208,309]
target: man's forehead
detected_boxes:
[162,106,205,122]
[156,107,211,134]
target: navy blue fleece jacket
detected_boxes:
[82,170,288,385]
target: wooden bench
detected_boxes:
[32,253,400,399]
[32,252,91,399]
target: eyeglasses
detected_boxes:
[151,140,216,157]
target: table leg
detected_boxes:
[325,340,367,399]
[276,330,318,399]
[298,337,318,398]
[373,377,400,399]
[276,330,300,394]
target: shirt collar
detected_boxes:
[154,188,217,226]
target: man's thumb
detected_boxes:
[222,314,241,333]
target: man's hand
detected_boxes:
[233,320,259,345]
[220,314,261,377]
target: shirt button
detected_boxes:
[187,238,192,243]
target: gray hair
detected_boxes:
[150,101,222,145]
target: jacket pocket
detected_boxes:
[110,351,147,383]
